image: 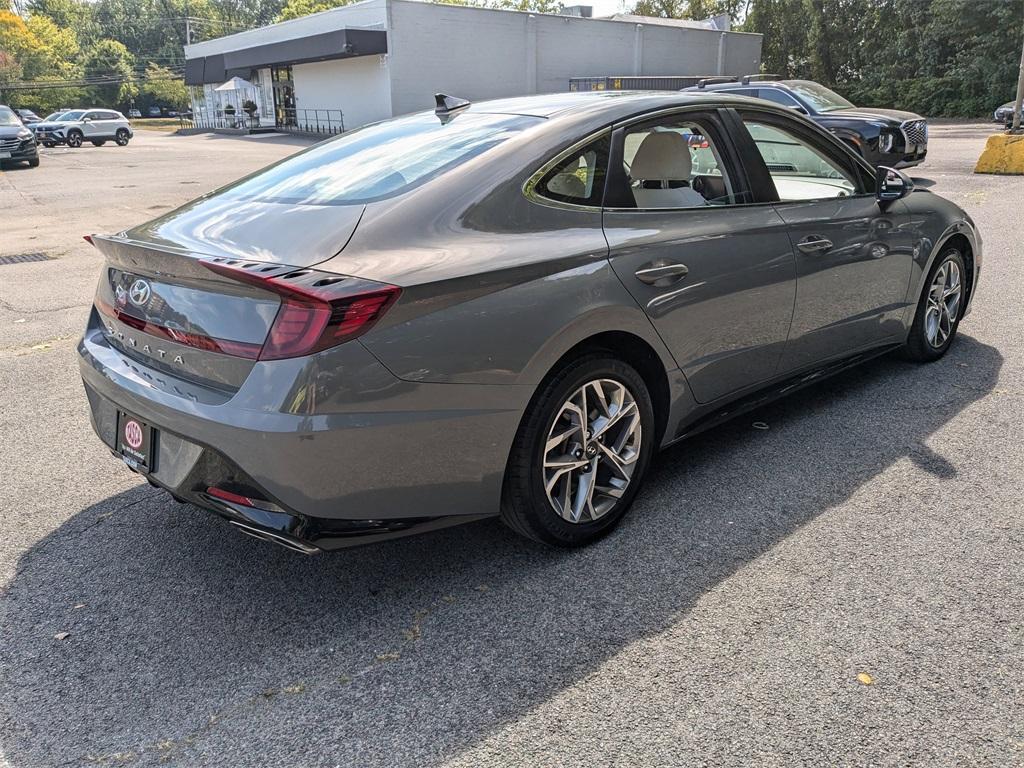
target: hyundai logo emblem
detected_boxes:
[128,279,151,307]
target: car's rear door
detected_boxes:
[602,108,798,404]
[82,111,105,139]
[727,108,915,373]
[98,111,119,137]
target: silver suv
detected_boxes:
[34,108,133,148]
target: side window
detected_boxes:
[535,134,609,207]
[743,119,860,201]
[756,89,801,109]
[616,116,746,209]
[85,111,104,121]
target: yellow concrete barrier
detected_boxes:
[974,133,1024,175]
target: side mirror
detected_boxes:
[82,117,91,123]
[789,105,809,115]
[876,165,913,203]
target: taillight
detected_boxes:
[201,260,401,361]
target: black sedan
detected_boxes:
[15,108,42,124]
[0,106,39,169]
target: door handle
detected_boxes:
[797,236,834,254]
[635,261,689,286]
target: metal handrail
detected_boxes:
[180,106,345,135]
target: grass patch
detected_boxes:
[130,118,182,132]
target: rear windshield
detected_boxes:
[216,111,541,206]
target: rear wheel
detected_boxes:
[903,247,966,362]
[115,129,130,146]
[501,355,655,546]
[65,130,82,148]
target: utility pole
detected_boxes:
[1013,16,1024,133]
[186,17,193,46]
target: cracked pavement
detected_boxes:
[1,125,1022,767]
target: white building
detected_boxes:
[183,0,762,133]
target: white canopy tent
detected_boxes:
[213,77,261,127]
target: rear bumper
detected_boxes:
[79,313,528,549]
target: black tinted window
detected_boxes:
[757,89,800,108]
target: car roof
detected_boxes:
[697,79,808,92]
[465,90,767,125]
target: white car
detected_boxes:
[33,108,133,148]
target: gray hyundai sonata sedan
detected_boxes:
[79,91,981,553]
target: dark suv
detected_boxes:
[0,105,39,169]
[684,77,928,169]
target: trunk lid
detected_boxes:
[122,197,365,268]
[90,196,366,392]
[90,235,283,392]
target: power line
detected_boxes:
[0,74,186,91]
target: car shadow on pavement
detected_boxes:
[0,336,1001,767]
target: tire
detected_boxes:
[28,158,39,168]
[91,140,106,146]
[115,129,130,146]
[903,246,967,362]
[65,130,82,148]
[500,354,656,546]
[42,141,55,148]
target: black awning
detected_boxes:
[184,28,387,85]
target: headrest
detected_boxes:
[546,171,586,199]
[630,132,693,181]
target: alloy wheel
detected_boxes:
[543,378,642,524]
[925,256,962,348]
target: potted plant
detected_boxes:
[242,99,259,127]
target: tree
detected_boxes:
[82,38,135,106]
[0,10,48,79]
[275,0,354,22]
[277,0,564,22]
[140,61,187,108]
[628,0,746,21]
[25,0,97,46]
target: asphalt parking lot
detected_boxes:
[1,125,1022,767]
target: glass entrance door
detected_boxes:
[271,65,296,127]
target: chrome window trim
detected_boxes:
[522,128,613,212]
